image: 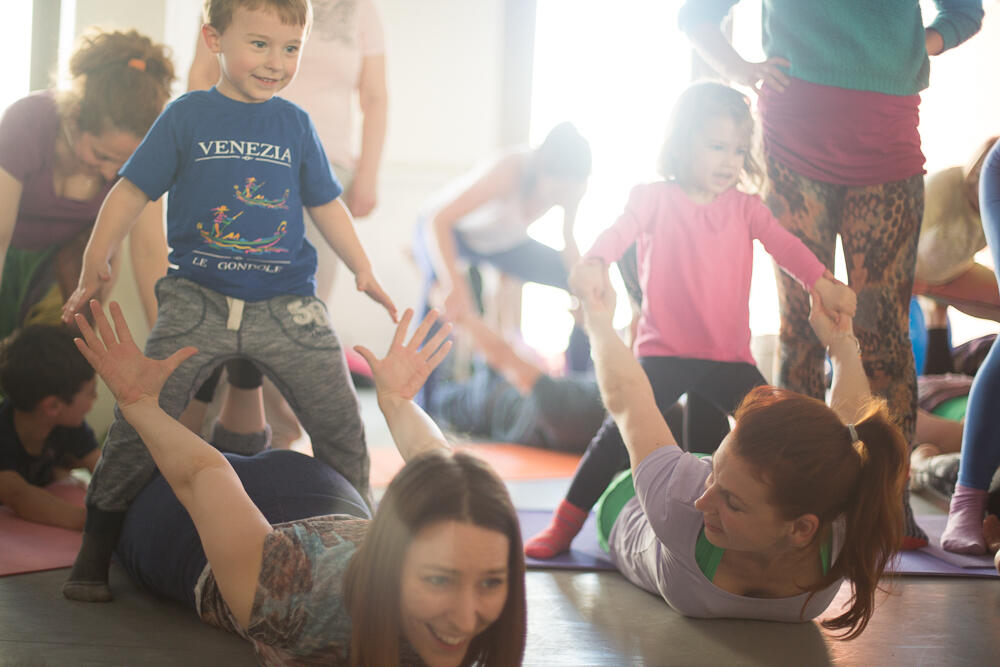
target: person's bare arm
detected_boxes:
[807,291,871,422]
[353,309,453,461]
[61,179,150,322]
[346,54,387,218]
[684,20,790,93]
[572,260,677,473]
[73,300,270,629]
[128,197,168,327]
[187,26,220,91]
[0,471,86,530]
[307,197,396,321]
[426,153,521,319]
[0,167,24,293]
[456,314,542,394]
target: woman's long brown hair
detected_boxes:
[731,386,907,639]
[342,449,527,666]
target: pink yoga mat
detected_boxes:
[0,480,85,577]
[518,510,1000,577]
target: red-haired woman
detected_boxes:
[0,30,174,339]
[571,262,908,638]
[71,302,526,666]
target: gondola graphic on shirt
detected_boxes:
[233,177,290,209]
[196,204,289,254]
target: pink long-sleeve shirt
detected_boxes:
[586,182,825,364]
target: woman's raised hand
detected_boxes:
[570,259,615,329]
[354,308,453,401]
[808,288,854,348]
[73,300,197,408]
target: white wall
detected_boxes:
[67,0,508,435]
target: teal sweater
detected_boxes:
[679,0,984,95]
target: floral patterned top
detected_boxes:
[195,515,423,666]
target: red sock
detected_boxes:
[524,500,588,559]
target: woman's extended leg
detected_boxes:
[839,174,926,548]
[943,145,1000,554]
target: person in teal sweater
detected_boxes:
[679,0,984,549]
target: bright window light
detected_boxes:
[0,3,33,115]
[526,0,689,362]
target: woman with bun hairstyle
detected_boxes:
[0,29,175,338]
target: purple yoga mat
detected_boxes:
[518,510,999,577]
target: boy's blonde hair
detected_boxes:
[203,0,312,34]
[656,80,764,192]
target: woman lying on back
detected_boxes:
[571,262,907,638]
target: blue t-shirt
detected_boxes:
[121,89,342,301]
[0,398,97,489]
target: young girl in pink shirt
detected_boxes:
[526,81,857,559]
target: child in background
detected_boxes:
[0,325,99,530]
[61,0,396,601]
[526,81,857,558]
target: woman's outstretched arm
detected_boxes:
[73,300,270,629]
[354,308,454,461]
[806,290,871,422]
[572,260,677,472]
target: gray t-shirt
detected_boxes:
[610,446,844,622]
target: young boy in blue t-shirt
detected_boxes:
[61,0,396,601]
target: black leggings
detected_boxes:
[565,357,766,510]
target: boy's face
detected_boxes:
[56,378,98,428]
[205,6,306,104]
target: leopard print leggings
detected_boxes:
[764,156,923,442]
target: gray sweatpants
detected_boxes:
[85,276,368,512]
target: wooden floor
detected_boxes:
[4,391,999,666]
[3,560,999,666]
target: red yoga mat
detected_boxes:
[370,442,581,488]
[0,480,85,577]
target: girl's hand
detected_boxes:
[808,289,854,348]
[62,256,114,323]
[732,56,791,94]
[355,270,398,322]
[73,300,197,408]
[354,308,452,401]
[569,258,607,304]
[570,259,616,330]
[814,275,857,321]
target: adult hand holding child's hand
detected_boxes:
[570,259,615,331]
[808,287,855,349]
[814,272,857,324]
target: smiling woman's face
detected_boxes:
[399,520,509,667]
